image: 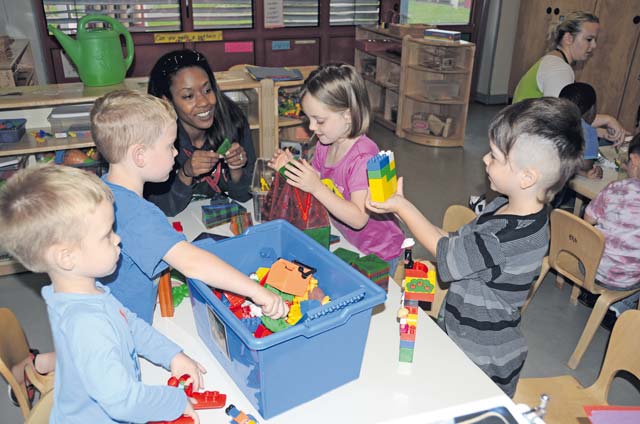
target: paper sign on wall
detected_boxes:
[225,42,254,53]
[264,0,284,29]
[154,31,223,43]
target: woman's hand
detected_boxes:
[225,143,248,170]
[184,150,222,178]
[283,159,323,195]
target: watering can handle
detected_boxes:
[78,15,134,71]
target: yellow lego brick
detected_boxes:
[286,302,302,325]
[256,267,270,281]
[369,178,387,202]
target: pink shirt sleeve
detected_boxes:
[345,154,371,193]
[586,184,608,220]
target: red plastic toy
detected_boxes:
[167,374,227,409]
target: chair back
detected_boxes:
[427,205,476,318]
[0,308,33,418]
[548,209,604,294]
[442,204,477,233]
[25,389,54,424]
[585,309,640,400]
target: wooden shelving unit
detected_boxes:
[0,67,314,275]
[396,35,475,147]
[0,40,38,88]
[354,26,403,132]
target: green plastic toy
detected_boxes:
[216,138,232,155]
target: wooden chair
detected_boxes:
[393,205,476,317]
[25,389,54,424]
[0,308,54,419]
[520,209,640,369]
[514,309,640,424]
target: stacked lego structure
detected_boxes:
[367,150,397,203]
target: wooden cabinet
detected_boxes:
[354,26,403,131]
[396,36,475,147]
[0,40,38,88]
[507,0,597,97]
[0,68,313,275]
[575,0,640,130]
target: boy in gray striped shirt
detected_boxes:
[367,98,584,396]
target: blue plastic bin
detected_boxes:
[187,220,386,419]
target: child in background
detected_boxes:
[367,98,584,396]
[269,64,404,271]
[91,90,288,324]
[0,165,202,423]
[558,82,602,179]
[584,134,640,317]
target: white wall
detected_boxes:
[1,0,48,84]
[474,0,520,104]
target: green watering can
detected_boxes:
[48,14,134,87]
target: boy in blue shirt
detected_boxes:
[0,165,202,423]
[90,90,287,323]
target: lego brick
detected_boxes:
[404,292,435,302]
[332,247,360,265]
[399,340,415,349]
[399,347,414,362]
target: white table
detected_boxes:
[141,200,530,423]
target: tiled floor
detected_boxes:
[1,103,638,423]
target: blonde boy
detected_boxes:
[0,165,202,423]
[367,98,584,396]
[91,90,287,324]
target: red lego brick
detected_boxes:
[254,324,273,338]
[404,292,434,302]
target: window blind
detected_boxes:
[283,0,318,27]
[192,0,253,29]
[330,0,379,26]
[43,0,181,34]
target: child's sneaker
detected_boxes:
[469,194,486,215]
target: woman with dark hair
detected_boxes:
[146,49,255,216]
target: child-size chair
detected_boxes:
[0,308,54,419]
[514,309,640,423]
[25,389,54,424]
[520,209,640,369]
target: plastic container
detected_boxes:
[250,158,276,223]
[187,220,386,419]
[423,80,460,100]
[47,103,93,136]
[0,119,26,143]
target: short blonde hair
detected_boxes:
[91,90,177,163]
[0,165,113,273]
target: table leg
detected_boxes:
[573,196,584,217]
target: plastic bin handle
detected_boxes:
[302,289,366,337]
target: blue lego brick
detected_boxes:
[399,340,415,349]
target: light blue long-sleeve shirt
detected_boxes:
[42,282,187,423]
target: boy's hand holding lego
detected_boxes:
[366,177,448,256]
[170,352,206,392]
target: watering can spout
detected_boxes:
[48,24,82,67]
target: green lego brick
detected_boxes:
[216,138,232,155]
[261,315,291,333]
[333,247,360,265]
[264,283,295,302]
[399,347,414,362]
[367,169,383,179]
[353,254,389,275]
[304,226,331,249]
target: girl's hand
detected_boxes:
[185,150,221,177]
[225,143,248,170]
[183,401,200,424]
[268,149,294,171]
[253,287,289,319]
[170,352,207,392]
[366,176,407,215]
[284,159,323,195]
[587,165,603,179]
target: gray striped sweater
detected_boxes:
[436,197,548,397]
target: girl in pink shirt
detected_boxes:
[269,64,404,271]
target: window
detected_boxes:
[283,0,318,27]
[330,0,380,26]
[42,0,182,34]
[192,0,253,29]
[400,0,473,25]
